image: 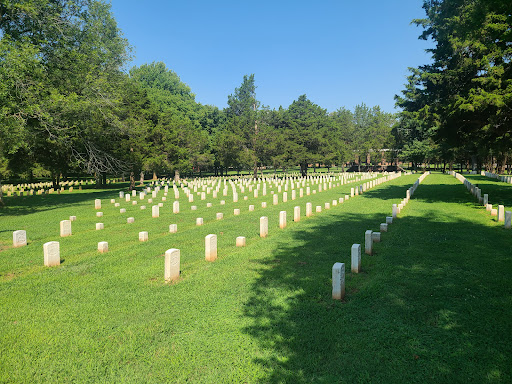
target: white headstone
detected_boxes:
[96,211,103,217]
[332,262,345,300]
[205,234,217,262]
[498,205,505,222]
[127,217,134,224]
[294,206,300,222]
[279,211,287,229]
[60,220,72,237]
[260,216,268,238]
[372,232,381,243]
[13,230,27,248]
[169,224,177,233]
[380,223,388,232]
[236,236,246,247]
[306,202,313,217]
[69,216,76,222]
[139,231,148,242]
[96,223,104,230]
[165,248,180,282]
[234,208,240,215]
[152,205,159,218]
[43,241,60,266]
[196,217,203,226]
[95,199,101,209]
[365,230,373,255]
[386,216,393,224]
[505,211,511,229]
[351,244,361,273]
[98,242,108,253]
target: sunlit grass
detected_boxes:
[0,173,510,383]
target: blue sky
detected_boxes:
[109,0,433,113]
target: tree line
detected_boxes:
[0,0,396,190]
[2,0,508,194]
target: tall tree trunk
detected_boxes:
[129,171,135,190]
[0,178,4,206]
[471,154,478,172]
[153,171,157,180]
[174,170,180,182]
[139,171,144,185]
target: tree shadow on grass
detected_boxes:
[463,175,512,208]
[0,188,128,217]
[242,210,512,383]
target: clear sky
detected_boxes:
[109,0,433,114]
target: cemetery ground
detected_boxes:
[0,173,511,383]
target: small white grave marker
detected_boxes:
[196,217,204,226]
[165,248,180,282]
[13,230,27,248]
[351,244,361,273]
[139,231,148,242]
[294,206,300,222]
[332,262,345,300]
[279,211,287,229]
[169,224,178,233]
[236,236,246,247]
[205,234,217,262]
[43,241,60,267]
[306,202,312,217]
[505,211,511,229]
[60,220,72,237]
[152,205,159,218]
[98,242,108,253]
[365,230,373,255]
[260,216,268,238]
[96,223,104,230]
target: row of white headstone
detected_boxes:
[332,172,430,300]
[448,171,511,229]
[482,171,512,184]
[13,172,404,271]
[167,174,404,283]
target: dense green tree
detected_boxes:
[224,74,260,177]
[283,95,329,176]
[397,0,512,172]
[0,0,131,188]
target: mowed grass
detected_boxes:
[0,173,511,383]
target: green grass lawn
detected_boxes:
[0,173,510,383]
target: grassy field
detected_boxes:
[0,172,510,383]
